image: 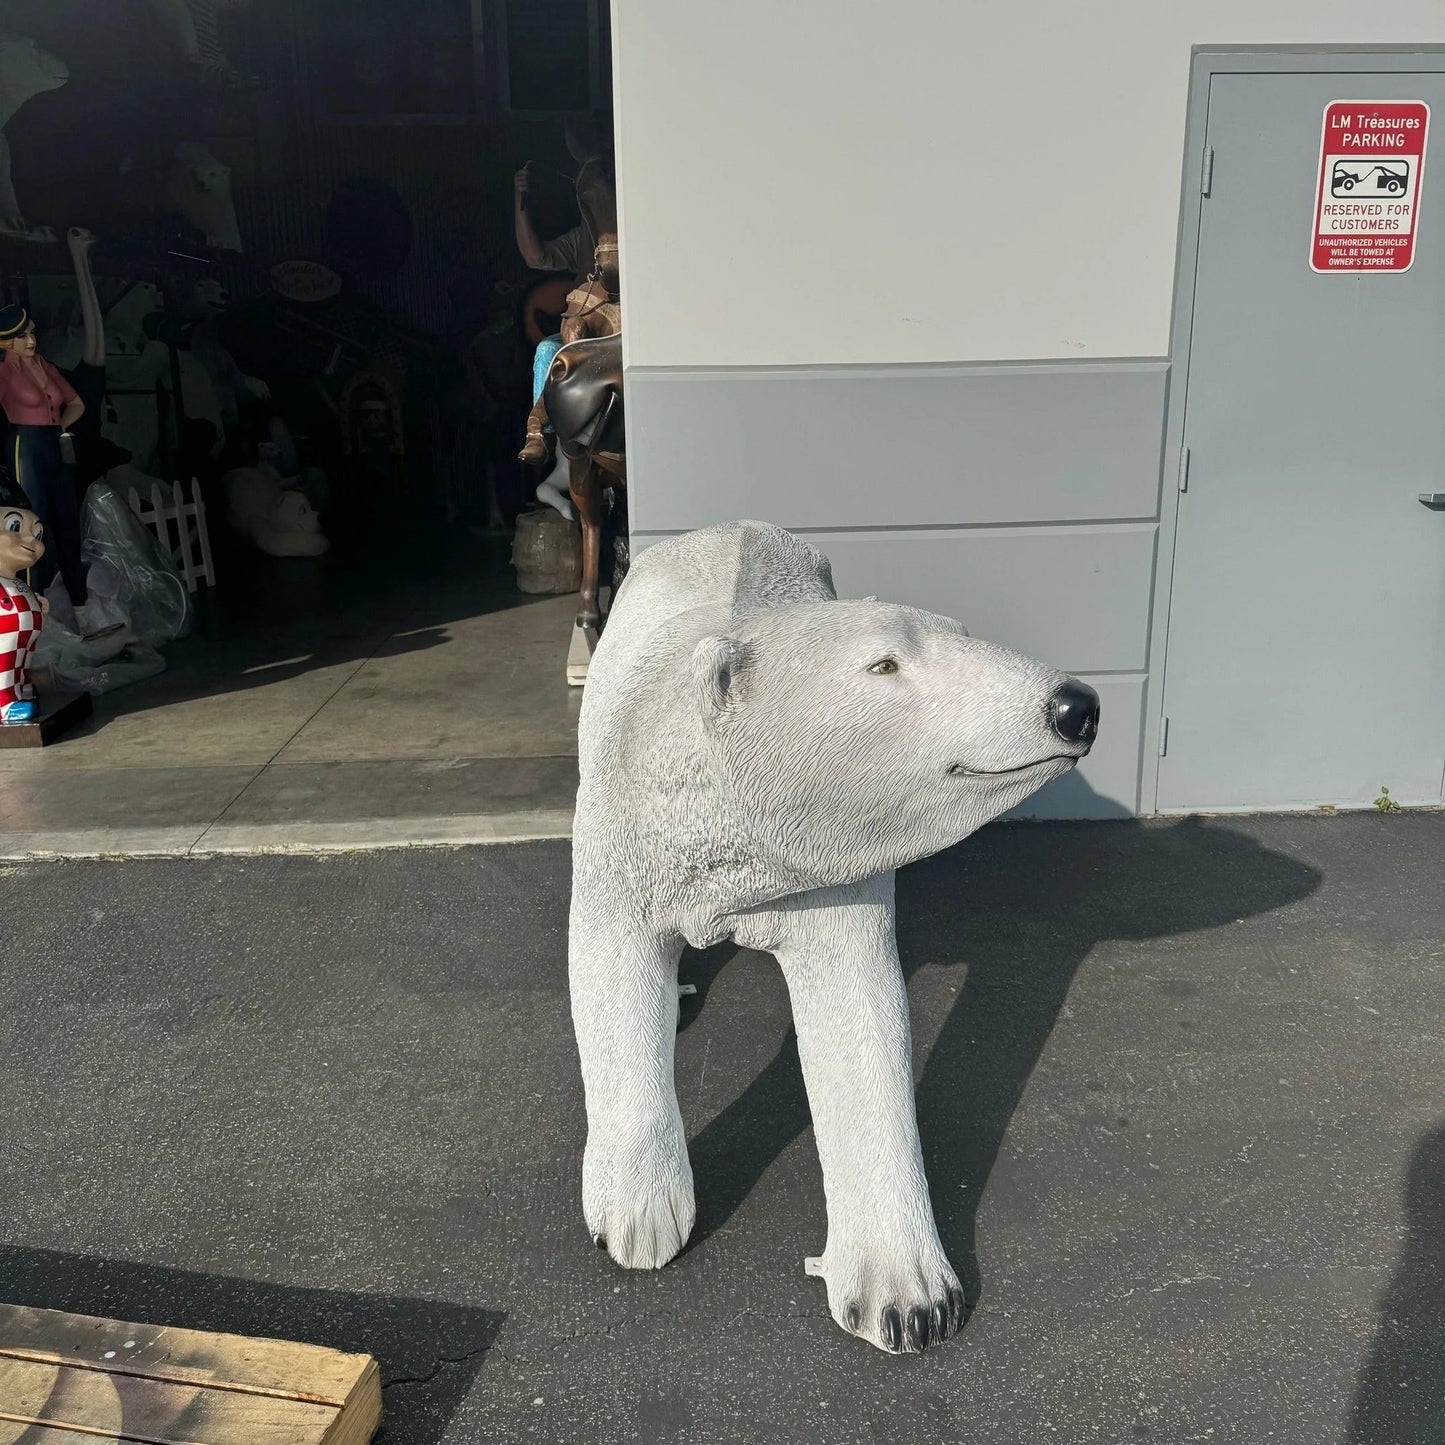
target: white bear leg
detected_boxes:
[767,872,963,1353]
[569,893,694,1269]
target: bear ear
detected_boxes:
[692,635,751,718]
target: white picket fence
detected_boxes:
[127,477,216,593]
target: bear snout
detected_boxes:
[1049,679,1100,748]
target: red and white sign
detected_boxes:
[1312,100,1429,273]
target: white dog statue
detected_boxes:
[569,521,1099,1353]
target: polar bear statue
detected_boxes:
[570,520,1100,1354]
[223,467,330,558]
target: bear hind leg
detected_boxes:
[569,907,694,1269]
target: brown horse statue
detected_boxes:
[543,328,624,631]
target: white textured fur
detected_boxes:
[570,521,1092,1354]
[165,142,242,253]
[224,467,329,558]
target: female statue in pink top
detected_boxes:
[0,302,86,604]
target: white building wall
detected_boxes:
[611,3,1445,368]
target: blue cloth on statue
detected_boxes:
[533,334,564,404]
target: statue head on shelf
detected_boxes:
[165,142,243,253]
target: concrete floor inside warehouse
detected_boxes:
[0,525,583,856]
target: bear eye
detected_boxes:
[867,658,899,676]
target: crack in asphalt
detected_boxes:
[383,1342,497,1392]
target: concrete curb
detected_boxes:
[0,810,575,861]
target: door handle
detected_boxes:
[1419,493,1445,508]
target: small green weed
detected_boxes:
[1374,786,1401,814]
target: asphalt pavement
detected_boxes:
[1,812,1441,1443]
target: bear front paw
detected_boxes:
[583,1138,695,1270]
[815,1239,965,1354]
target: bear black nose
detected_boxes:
[1051,680,1100,746]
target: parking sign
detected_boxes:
[1312,100,1429,273]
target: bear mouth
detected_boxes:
[947,755,1076,780]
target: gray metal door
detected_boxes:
[1159,70,1445,812]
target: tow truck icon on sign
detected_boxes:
[1331,160,1410,197]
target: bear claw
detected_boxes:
[586,1177,695,1270]
[821,1244,965,1353]
[583,1133,696,1271]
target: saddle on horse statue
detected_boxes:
[543,330,625,630]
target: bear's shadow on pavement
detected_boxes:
[1345,1118,1445,1444]
[678,810,1324,1314]
[0,1245,502,1444]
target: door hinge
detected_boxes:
[1178,446,1191,493]
[1201,146,1214,196]
[1159,717,1170,757]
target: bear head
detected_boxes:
[273,491,321,533]
[692,599,1098,887]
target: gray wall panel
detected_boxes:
[627,361,1168,533]
[792,525,1158,675]
[626,360,1165,818]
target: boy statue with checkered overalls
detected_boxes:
[0,470,47,725]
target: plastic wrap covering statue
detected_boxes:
[32,480,192,696]
[83,481,191,646]
[0,471,46,724]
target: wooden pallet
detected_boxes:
[0,1303,381,1444]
